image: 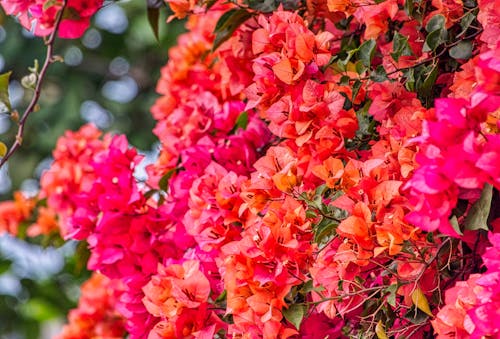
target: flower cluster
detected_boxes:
[405,48,500,236]
[433,231,500,338]
[0,0,102,38]
[55,272,126,339]
[1,0,499,337]
[0,191,35,235]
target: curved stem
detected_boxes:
[0,0,68,168]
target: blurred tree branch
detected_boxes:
[0,0,68,168]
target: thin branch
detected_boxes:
[0,0,68,168]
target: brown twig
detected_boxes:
[0,0,68,168]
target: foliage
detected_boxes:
[0,0,499,338]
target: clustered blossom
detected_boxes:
[55,272,126,339]
[0,0,102,38]
[433,231,500,338]
[0,0,499,337]
[404,47,500,236]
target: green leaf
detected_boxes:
[19,298,60,321]
[147,7,161,42]
[305,209,317,219]
[459,12,475,36]
[0,258,12,275]
[404,67,415,92]
[337,49,357,71]
[404,0,414,17]
[391,32,413,61]
[62,6,81,21]
[423,29,444,52]
[357,39,376,67]
[314,218,337,245]
[282,303,307,330]
[417,64,438,95]
[159,168,176,191]
[450,215,463,235]
[464,184,493,231]
[0,71,12,113]
[212,9,252,51]
[354,60,368,75]
[204,0,218,10]
[299,280,314,294]
[247,0,279,12]
[370,65,388,82]
[215,290,227,303]
[235,111,248,131]
[425,14,445,33]
[339,75,350,86]
[144,189,159,200]
[449,40,473,60]
[43,0,58,9]
[386,284,398,307]
[352,79,362,102]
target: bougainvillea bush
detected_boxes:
[0,0,499,337]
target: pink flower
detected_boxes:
[0,0,102,38]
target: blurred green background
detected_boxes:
[0,1,184,337]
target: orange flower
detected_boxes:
[166,0,197,21]
[336,202,374,264]
[0,191,35,235]
[312,157,345,188]
[27,207,59,237]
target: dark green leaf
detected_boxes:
[355,60,368,75]
[464,184,493,231]
[144,189,159,200]
[305,210,317,219]
[420,64,438,93]
[159,168,176,191]
[204,0,218,10]
[355,101,373,135]
[352,79,362,102]
[391,32,413,61]
[62,6,81,20]
[337,49,356,70]
[247,0,279,12]
[215,9,238,31]
[0,258,11,275]
[423,29,444,52]
[450,215,464,235]
[459,12,475,35]
[0,71,12,113]
[314,218,337,245]
[357,39,376,67]
[403,67,415,92]
[404,306,430,324]
[235,111,248,131]
[74,241,90,274]
[299,280,314,294]
[213,9,252,51]
[215,290,227,303]
[340,75,350,86]
[282,303,307,330]
[404,0,414,17]
[147,7,161,42]
[425,14,445,33]
[370,65,388,82]
[449,40,473,60]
